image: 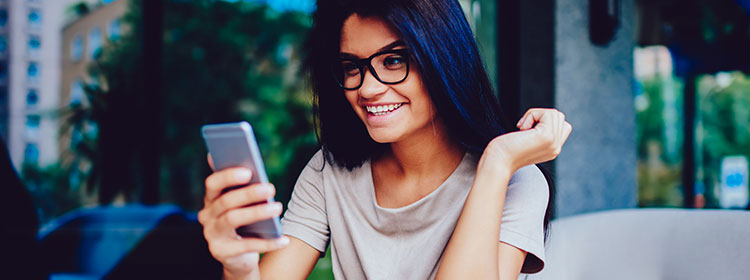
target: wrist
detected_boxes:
[478,148,515,177]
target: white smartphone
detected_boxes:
[201,121,282,239]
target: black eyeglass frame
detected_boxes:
[332,49,411,90]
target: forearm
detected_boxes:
[436,161,512,280]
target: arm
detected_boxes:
[436,155,520,279]
[436,108,571,280]
[258,236,321,280]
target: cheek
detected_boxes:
[344,91,364,116]
[401,78,434,119]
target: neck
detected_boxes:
[381,118,465,178]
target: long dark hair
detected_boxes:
[305,0,554,239]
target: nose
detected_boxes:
[358,68,388,99]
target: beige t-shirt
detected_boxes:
[281,150,548,279]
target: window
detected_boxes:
[71,36,83,61]
[24,142,39,164]
[696,72,750,209]
[0,9,7,29]
[109,19,121,41]
[88,27,102,59]
[28,9,42,29]
[26,88,38,107]
[70,79,84,105]
[0,35,6,54]
[27,62,39,83]
[0,62,7,83]
[25,114,40,139]
[634,46,684,207]
[28,35,41,57]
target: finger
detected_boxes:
[210,183,276,218]
[220,202,283,230]
[207,153,215,171]
[204,167,253,204]
[562,121,573,143]
[516,115,527,129]
[519,108,552,130]
[212,236,290,260]
[524,109,556,132]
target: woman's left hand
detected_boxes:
[479,108,572,175]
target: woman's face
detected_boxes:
[340,14,437,144]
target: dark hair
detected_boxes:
[305,0,554,241]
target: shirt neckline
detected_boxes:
[366,152,470,212]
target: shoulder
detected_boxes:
[506,164,550,206]
[296,149,366,188]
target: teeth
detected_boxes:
[366,103,403,115]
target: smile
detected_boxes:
[365,103,404,116]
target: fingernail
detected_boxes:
[235,169,251,181]
[277,236,289,246]
[266,202,282,213]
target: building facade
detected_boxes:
[60,0,127,167]
[0,0,86,170]
[0,0,126,171]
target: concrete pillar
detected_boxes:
[554,0,637,217]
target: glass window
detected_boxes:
[24,142,39,163]
[71,35,83,62]
[26,88,38,107]
[0,35,6,54]
[89,27,102,59]
[109,19,121,41]
[0,62,7,83]
[25,114,40,139]
[634,46,684,207]
[70,79,84,105]
[696,72,750,209]
[28,9,42,29]
[27,62,39,83]
[0,10,7,29]
[28,35,41,56]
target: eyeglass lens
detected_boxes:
[336,51,408,89]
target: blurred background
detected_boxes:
[1,0,749,279]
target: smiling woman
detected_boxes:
[198,0,571,279]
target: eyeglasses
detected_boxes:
[332,49,411,90]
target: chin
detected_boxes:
[367,129,401,144]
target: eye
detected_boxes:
[341,61,360,76]
[383,55,406,69]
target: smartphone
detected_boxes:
[201,121,282,239]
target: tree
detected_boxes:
[63,0,317,210]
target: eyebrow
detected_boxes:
[339,40,406,59]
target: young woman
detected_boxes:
[199,0,571,279]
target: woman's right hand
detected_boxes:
[198,156,289,279]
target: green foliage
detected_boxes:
[697,72,750,207]
[635,76,684,207]
[64,0,317,210]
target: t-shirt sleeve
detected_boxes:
[499,164,550,274]
[280,150,329,253]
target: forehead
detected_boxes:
[340,14,401,57]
